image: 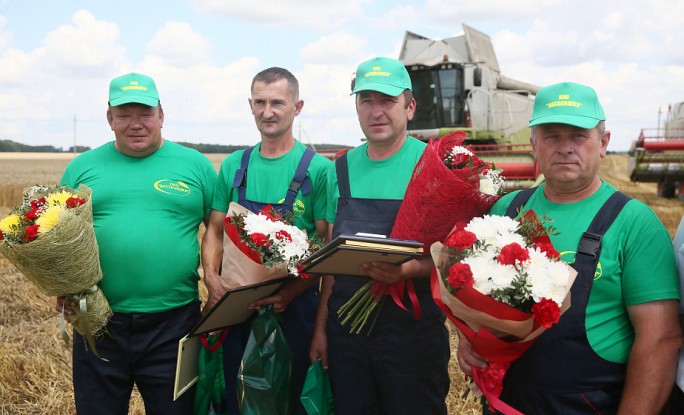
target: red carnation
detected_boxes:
[447,262,474,289]
[535,241,560,260]
[30,198,46,209]
[296,264,311,279]
[445,230,477,250]
[275,230,292,242]
[532,298,561,328]
[25,207,40,221]
[497,243,530,266]
[65,197,85,209]
[23,224,40,242]
[250,233,270,247]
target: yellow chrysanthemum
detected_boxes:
[45,191,76,207]
[0,214,21,234]
[35,205,64,234]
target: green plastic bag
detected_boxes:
[237,305,292,415]
[300,359,335,415]
[193,329,229,415]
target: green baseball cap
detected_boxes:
[351,57,412,97]
[529,81,605,129]
[108,72,159,107]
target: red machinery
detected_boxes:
[628,102,684,198]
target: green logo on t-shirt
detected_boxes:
[561,250,603,281]
[277,198,305,216]
[154,179,191,196]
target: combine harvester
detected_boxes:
[399,24,542,189]
[628,102,684,198]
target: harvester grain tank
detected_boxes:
[399,24,542,189]
[628,102,684,198]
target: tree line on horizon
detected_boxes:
[0,139,351,154]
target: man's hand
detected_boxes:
[456,333,488,376]
[250,278,316,313]
[202,271,226,315]
[309,328,328,369]
[360,256,433,285]
[55,296,77,316]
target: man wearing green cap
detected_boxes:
[57,72,217,414]
[309,57,450,414]
[457,82,681,414]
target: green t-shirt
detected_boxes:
[61,141,217,313]
[212,140,330,237]
[325,137,426,223]
[490,181,679,363]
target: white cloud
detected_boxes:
[0,15,12,51]
[146,21,212,67]
[39,10,125,78]
[192,0,368,30]
[300,32,367,65]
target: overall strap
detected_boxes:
[335,153,351,198]
[504,187,538,218]
[574,191,631,267]
[232,145,255,203]
[282,147,316,208]
[232,146,255,189]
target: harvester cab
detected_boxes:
[399,24,542,190]
[628,102,684,198]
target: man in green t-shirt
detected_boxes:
[57,72,217,414]
[201,67,330,414]
[457,82,681,414]
[308,57,450,415]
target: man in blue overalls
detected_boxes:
[457,82,681,414]
[309,57,451,414]
[202,67,331,414]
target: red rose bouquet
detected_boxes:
[220,202,322,290]
[431,210,577,414]
[338,131,504,334]
[0,185,111,355]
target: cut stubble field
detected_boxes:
[0,152,682,414]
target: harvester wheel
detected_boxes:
[657,179,676,198]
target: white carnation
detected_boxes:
[451,146,474,157]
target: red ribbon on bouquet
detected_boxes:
[429,268,537,415]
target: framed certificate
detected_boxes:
[300,234,423,276]
[173,277,288,400]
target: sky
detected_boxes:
[0,0,683,152]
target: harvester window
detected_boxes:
[407,65,465,131]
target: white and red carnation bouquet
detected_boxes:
[338,131,504,334]
[0,185,111,354]
[431,210,576,414]
[220,202,321,290]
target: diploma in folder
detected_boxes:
[299,234,423,276]
[173,277,289,400]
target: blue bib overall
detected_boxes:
[485,188,631,415]
[326,154,450,415]
[223,145,319,415]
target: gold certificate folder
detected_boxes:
[300,234,423,276]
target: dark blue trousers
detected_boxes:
[326,279,451,415]
[72,300,200,415]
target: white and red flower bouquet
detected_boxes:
[220,202,321,290]
[338,131,505,334]
[431,210,577,414]
[0,185,111,352]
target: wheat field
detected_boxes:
[0,152,682,415]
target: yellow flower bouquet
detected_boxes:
[0,184,111,352]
